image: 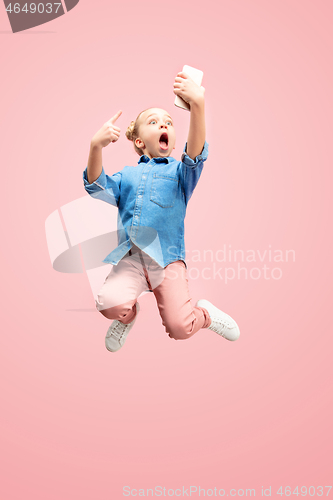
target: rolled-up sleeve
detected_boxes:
[179,141,209,204]
[83,166,122,207]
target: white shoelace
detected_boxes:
[108,321,127,340]
[209,316,232,334]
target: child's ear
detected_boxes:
[135,137,145,149]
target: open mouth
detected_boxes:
[159,132,169,150]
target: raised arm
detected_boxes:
[86,110,122,183]
[173,72,206,160]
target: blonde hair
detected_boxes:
[125,108,151,156]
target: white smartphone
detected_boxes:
[174,65,204,111]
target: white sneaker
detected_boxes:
[105,302,140,352]
[196,299,240,341]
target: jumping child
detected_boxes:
[83,71,240,352]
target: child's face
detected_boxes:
[135,108,176,159]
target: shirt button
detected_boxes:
[142,176,146,180]
[138,195,142,198]
[135,216,138,219]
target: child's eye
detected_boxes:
[149,120,157,124]
[166,121,172,126]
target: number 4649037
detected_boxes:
[6,3,62,14]
[277,486,332,496]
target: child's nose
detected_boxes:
[160,123,167,129]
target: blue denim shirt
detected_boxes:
[83,141,209,268]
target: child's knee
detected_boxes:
[95,289,121,312]
[167,320,194,340]
[95,294,136,322]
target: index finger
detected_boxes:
[109,110,122,124]
[177,71,190,79]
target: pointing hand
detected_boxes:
[91,110,122,148]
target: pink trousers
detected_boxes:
[95,245,211,340]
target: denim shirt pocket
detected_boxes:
[150,174,179,208]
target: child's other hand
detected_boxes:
[173,72,205,107]
[91,110,122,148]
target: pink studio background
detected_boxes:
[1,1,332,499]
